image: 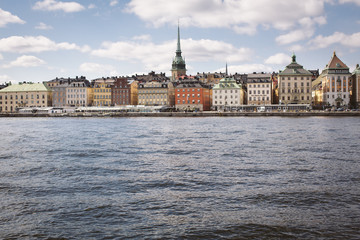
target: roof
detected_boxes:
[213,76,241,90]
[279,54,312,76]
[326,51,349,69]
[0,83,50,92]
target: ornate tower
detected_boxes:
[171,23,186,81]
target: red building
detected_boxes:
[175,78,211,111]
[111,77,131,105]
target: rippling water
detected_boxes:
[0,117,359,239]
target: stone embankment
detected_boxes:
[1,111,360,117]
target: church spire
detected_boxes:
[226,62,228,76]
[176,21,182,56]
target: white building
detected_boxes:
[278,54,312,105]
[212,75,243,111]
[247,73,272,105]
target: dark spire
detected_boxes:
[226,63,228,76]
[176,21,182,57]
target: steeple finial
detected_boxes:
[292,52,296,63]
[176,20,181,54]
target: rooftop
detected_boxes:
[0,83,50,92]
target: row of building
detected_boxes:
[1,25,360,112]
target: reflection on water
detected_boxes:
[0,117,359,239]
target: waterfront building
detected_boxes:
[278,54,312,105]
[0,82,52,112]
[66,78,92,107]
[313,52,351,108]
[93,77,115,106]
[52,81,69,107]
[171,24,186,81]
[247,73,272,105]
[175,78,211,111]
[138,81,175,106]
[212,67,244,111]
[111,77,138,106]
[350,64,360,108]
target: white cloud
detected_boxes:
[132,35,152,41]
[33,0,85,13]
[0,53,3,60]
[265,53,291,65]
[0,8,26,27]
[339,0,360,6]
[80,62,117,76]
[110,0,118,7]
[309,32,360,49]
[3,55,46,68]
[126,0,327,35]
[35,22,53,30]
[91,38,253,73]
[0,35,90,53]
[0,74,13,83]
[276,16,326,45]
[88,4,96,9]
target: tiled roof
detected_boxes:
[326,51,348,69]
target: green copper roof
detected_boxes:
[279,53,312,76]
[0,83,50,92]
[213,76,241,90]
[172,22,186,70]
[353,64,360,75]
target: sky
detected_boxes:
[0,0,360,84]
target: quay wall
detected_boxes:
[1,111,360,118]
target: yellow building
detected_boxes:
[0,83,52,112]
[138,81,175,106]
[93,78,115,106]
[130,80,138,105]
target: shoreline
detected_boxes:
[1,111,360,118]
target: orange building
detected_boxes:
[175,79,211,111]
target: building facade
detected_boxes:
[175,79,211,111]
[247,73,272,105]
[0,83,52,112]
[171,24,186,80]
[212,75,244,111]
[138,81,175,106]
[93,78,115,106]
[350,64,360,108]
[316,52,351,108]
[111,77,131,106]
[278,54,312,105]
[52,81,69,107]
[66,79,92,107]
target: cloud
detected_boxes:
[3,55,46,68]
[0,8,26,27]
[91,38,253,73]
[265,53,291,65]
[308,32,360,49]
[33,0,85,13]
[110,0,118,7]
[126,0,327,35]
[276,16,326,45]
[339,0,360,6]
[0,53,3,60]
[0,35,90,53]
[35,22,53,30]
[0,74,13,83]
[88,4,96,9]
[80,62,117,76]
[132,34,152,41]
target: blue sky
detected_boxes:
[0,0,360,84]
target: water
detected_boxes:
[0,117,359,239]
